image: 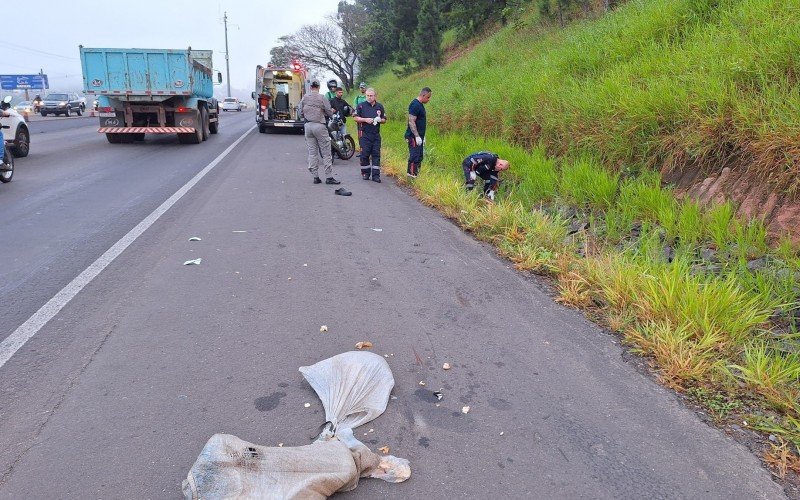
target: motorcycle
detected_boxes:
[327,112,355,160]
[0,96,14,183]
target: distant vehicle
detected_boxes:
[252,62,306,133]
[0,96,30,158]
[40,92,84,117]
[221,97,244,111]
[80,46,222,144]
[14,101,34,114]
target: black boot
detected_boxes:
[313,177,322,184]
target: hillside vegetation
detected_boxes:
[379,0,800,193]
[358,0,800,481]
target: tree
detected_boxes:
[278,21,358,92]
[414,0,442,67]
[268,45,295,67]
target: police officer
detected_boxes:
[462,151,510,201]
[298,81,340,185]
[354,88,387,182]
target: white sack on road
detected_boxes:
[182,351,409,499]
[299,351,395,434]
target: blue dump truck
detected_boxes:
[79,46,222,144]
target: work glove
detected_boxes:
[469,171,477,181]
[372,116,380,125]
[487,190,496,201]
[415,136,422,147]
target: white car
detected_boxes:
[221,97,244,112]
[0,101,30,158]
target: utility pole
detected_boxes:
[224,11,231,98]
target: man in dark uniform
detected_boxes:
[462,151,510,201]
[354,88,387,182]
[404,87,432,178]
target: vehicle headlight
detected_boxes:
[59,102,66,107]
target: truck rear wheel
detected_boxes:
[200,107,210,141]
[209,113,219,134]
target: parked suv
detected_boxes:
[40,92,84,117]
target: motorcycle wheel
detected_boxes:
[338,135,356,160]
[1,147,14,183]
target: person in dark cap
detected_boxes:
[353,82,367,109]
[298,81,339,185]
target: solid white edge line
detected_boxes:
[0,124,257,369]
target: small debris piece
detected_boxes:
[442,363,451,370]
[371,228,383,232]
[500,432,504,436]
[320,325,328,332]
[378,446,390,454]
[278,443,284,447]
[188,237,202,241]
[304,403,311,408]
[288,277,292,280]
[433,391,443,401]
[355,341,373,350]
[183,258,202,266]
[390,396,397,400]
[419,381,426,386]
[462,406,470,414]
[303,263,308,267]
[232,230,248,233]
[368,429,374,433]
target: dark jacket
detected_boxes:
[329,97,352,122]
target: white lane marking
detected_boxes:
[0,124,256,369]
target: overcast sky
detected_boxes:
[2,0,340,99]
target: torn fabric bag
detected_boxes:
[182,352,410,499]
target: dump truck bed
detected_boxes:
[80,47,214,101]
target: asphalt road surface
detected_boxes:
[0,112,785,498]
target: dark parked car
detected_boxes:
[40,92,83,117]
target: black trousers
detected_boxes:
[407,137,424,176]
[359,133,381,178]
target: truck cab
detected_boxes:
[252,63,306,133]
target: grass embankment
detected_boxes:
[356,0,800,474]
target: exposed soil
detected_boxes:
[662,164,800,245]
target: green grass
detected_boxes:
[351,0,800,467]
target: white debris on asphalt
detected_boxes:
[304,403,311,408]
[232,230,248,233]
[442,363,451,370]
[462,406,470,414]
[188,237,202,241]
[418,381,426,386]
[183,258,202,265]
[320,325,328,332]
[371,228,383,232]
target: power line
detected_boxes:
[0,41,79,61]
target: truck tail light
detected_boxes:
[176,107,192,113]
[99,107,114,113]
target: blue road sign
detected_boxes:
[0,74,49,90]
